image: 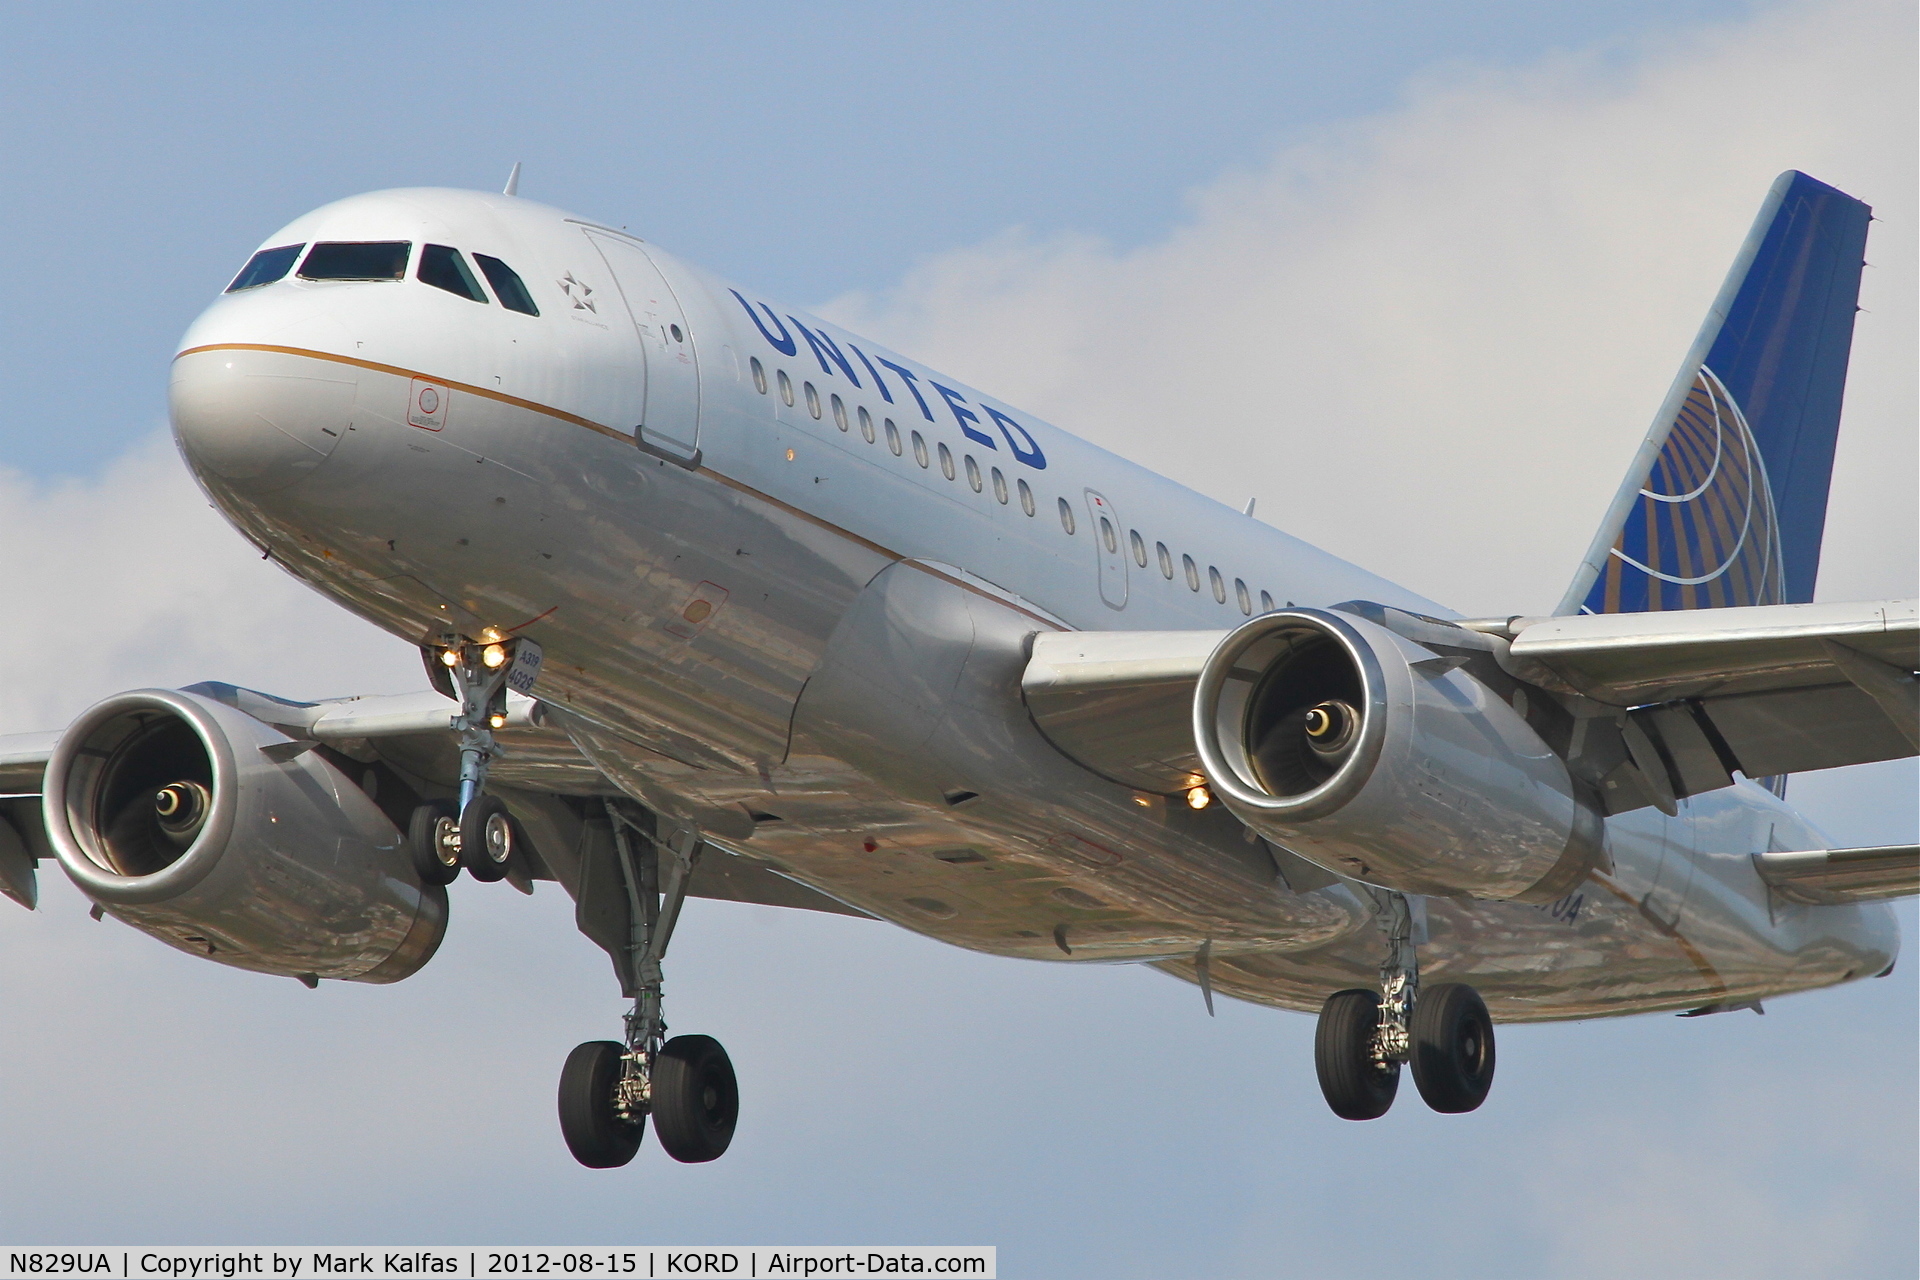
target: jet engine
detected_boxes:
[1192,609,1601,902]
[42,688,446,982]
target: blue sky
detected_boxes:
[3,0,1765,480]
[0,3,1913,1276]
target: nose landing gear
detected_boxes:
[1314,892,1495,1119]
[560,802,739,1168]
[407,635,542,885]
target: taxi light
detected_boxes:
[439,647,461,667]
[488,713,507,729]
[1186,785,1212,811]
[481,643,508,669]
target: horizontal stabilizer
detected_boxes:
[1754,845,1919,904]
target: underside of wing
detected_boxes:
[1022,630,1224,794]
[0,683,867,922]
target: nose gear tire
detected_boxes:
[1409,982,1495,1113]
[459,794,514,882]
[558,1040,644,1168]
[651,1034,739,1163]
[407,800,461,886]
[1315,988,1399,1120]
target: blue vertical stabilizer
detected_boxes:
[1559,172,1871,615]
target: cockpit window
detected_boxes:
[417,244,488,303]
[298,241,411,281]
[473,253,540,316]
[226,244,304,292]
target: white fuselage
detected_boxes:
[167,188,1898,1021]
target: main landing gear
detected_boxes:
[1315,892,1495,1120]
[406,635,540,886]
[558,803,739,1168]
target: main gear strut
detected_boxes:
[558,803,738,1167]
[1313,888,1495,1119]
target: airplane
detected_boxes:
[0,168,1913,1169]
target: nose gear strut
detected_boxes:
[410,635,542,882]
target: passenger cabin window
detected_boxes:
[858,406,875,442]
[418,244,488,303]
[831,394,848,431]
[886,419,902,455]
[474,254,540,315]
[1183,554,1200,591]
[1130,529,1147,567]
[911,430,929,467]
[1018,479,1036,516]
[751,357,767,394]
[778,370,794,406]
[1058,498,1076,534]
[805,382,822,419]
[1099,516,1117,554]
[938,441,955,480]
[299,241,410,281]
[965,455,983,493]
[991,467,1008,504]
[1157,542,1173,578]
[1209,566,1227,603]
[226,244,303,292]
[1235,579,1252,615]
[1260,590,1275,613]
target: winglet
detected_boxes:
[503,162,522,197]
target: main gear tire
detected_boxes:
[1409,982,1495,1114]
[651,1034,739,1163]
[1314,988,1399,1121]
[558,1040,644,1169]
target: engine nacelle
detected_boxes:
[1192,609,1601,901]
[43,688,446,982]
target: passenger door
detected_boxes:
[584,230,701,462]
[1084,489,1128,610]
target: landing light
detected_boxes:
[481,643,508,669]
[1186,785,1212,810]
[489,713,507,729]
[439,647,461,667]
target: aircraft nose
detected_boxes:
[169,348,357,495]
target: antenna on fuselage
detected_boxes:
[1242,497,1257,517]
[502,162,522,197]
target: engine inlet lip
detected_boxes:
[44,688,239,905]
[1191,608,1389,823]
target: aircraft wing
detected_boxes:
[1023,599,1917,816]
[1495,599,1918,778]
[1753,845,1920,904]
[0,685,868,920]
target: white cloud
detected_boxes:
[821,0,1917,617]
[0,433,420,736]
